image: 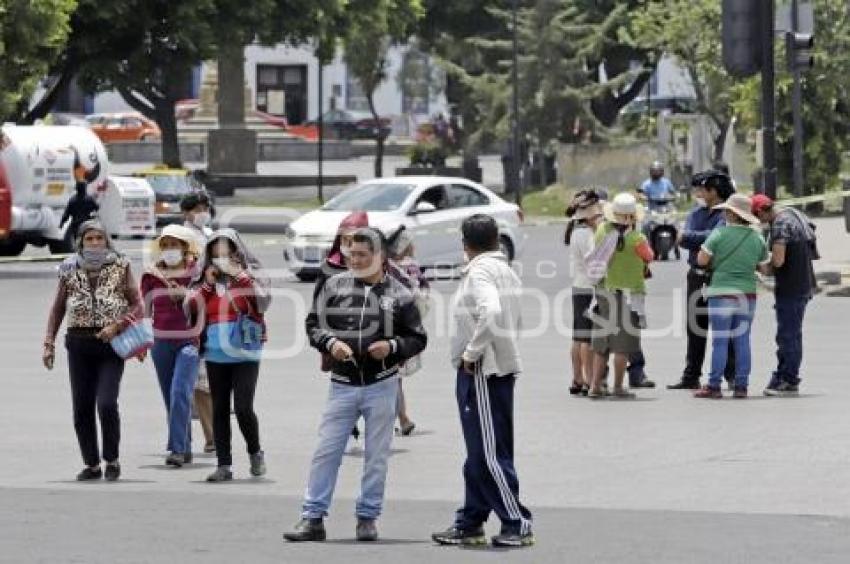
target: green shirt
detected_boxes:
[702,225,768,297]
[595,223,649,293]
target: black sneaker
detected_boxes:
[250,450,266,477]
[356,518,378,542]
[76,467,102,481]
[165,453,184,468]
[667,379,700,390]
[432,526,487,546]
[491,531,535,548]
[206,466,233,482]
[764,382,799,397]
[104,462,121,482]
[631,378,656,388]
[283,518,326,542]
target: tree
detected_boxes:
[0,0,76,123]
[421,0,657,171]
[628,0,737,162]
[342,0,424,177]
[732,0,850,197]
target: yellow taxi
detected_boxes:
[131,166,210,225]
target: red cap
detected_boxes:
[751,194,774,215]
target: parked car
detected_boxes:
[175,99,289,130]
[86,113,161,143]
[305,110,392,140]
[130,166,212,225]
[45,113,90,127]
[282,176,526,281]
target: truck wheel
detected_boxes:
[48,230,75,255]
[0,238,26,257]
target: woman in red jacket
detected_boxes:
[188,229,270,482]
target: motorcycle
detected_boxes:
[642,197,681,261]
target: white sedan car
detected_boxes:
[282,176,526,280]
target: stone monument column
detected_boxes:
[207,44,257,174]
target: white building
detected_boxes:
[53,42,450,138]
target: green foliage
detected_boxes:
[628,0,737,160]
[733,0,850,193]
[341,0,424,176]
[407,139,448,167]
[0,0,76,122]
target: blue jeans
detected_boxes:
[772,295,810,386]
[707,297,756,389]
[302,376,399,520]
[151,340,200,454]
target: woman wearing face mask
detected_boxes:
[180,192,215,453]
[564,190,605,396]
[141,225,202,467]
[187,229,271,482]
[43,220,143,481]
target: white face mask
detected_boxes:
[193,212,211,229]
[161,249,184,267]
[212,257,231,271]
[694,197,707,208]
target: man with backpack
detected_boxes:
[752,195,818,396]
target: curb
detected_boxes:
[0,254,69,265]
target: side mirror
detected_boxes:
[412,201,437,215]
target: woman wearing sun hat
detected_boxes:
[141,224,203,467]
[589,192,654,399]
[694,193,768,399]
[565,190,605,395]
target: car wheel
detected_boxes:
[499,236,515,262]
[0,238,26,257]
[48,228,76,255]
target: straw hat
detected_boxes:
[150,224,200,260]
[713,193,760,225]
[574,202,604,221]
[604,192,645,223]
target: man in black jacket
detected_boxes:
[59,165,99,243]
[284,228,427,543]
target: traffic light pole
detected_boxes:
[791,0,805,198]
[761,0,777,199]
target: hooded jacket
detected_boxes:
[306,270,427,386]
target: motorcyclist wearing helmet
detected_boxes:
[638,161,677,212]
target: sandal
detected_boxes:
[569,382,585,395]
[612,389,636,399]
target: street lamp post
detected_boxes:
[511,0,521,205]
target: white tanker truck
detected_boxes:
[0,124,109,256]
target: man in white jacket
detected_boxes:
[432,214,534,549]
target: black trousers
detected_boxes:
[454,370,532,535]
[206,361,261,467]
[66,335,125,467]
[684,270,735,381]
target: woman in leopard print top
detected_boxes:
[44,220,142,482]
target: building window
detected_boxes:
[400,47,430,115]
[256,64,308,124]
[345,69,370,112]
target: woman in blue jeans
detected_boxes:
[695,194,768,399]
[141,225,202,467]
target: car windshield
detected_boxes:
[145,175,191,196]
[322,183,414,212]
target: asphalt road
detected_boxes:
[2,225,850,563]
